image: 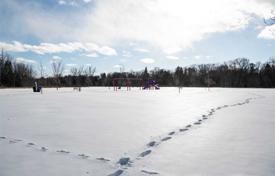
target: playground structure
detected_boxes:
[112,78,143,91]
[112,78,160,91]
[143,79,160,90]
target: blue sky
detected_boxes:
[1,0,275,76]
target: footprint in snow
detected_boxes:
[27,142,35,146]
[0,136,6,139]
[161,137,172,142]
[9,140,17,144]
[118,157,130,166]
[139,150,151,157]
[168,131,175,135]
[194,122,201,125]
[41,147,48,151]
[78,154,89,159]
[14,139,22,142]
[96,157,110,162]
[147,141,156,147]
[179,128,188,132]
[8,139,21,143]
[141,170,159,175]
[107,169,123,176]
[186,124,192,128]
[57,150,70,154]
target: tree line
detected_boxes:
[1,50,275,88]
[0,50,35,87]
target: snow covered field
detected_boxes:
[0,87,275,176]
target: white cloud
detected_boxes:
[2,0,274,51]
[140,58,155,64]
[97,46,117,56]
[258,24,275,39]
[122,50,132,57]
[52,55,62,60]
[0,41,117,56]
[194,55,201,59]
[85,53,98,57]
[58,0,66,5]
[50,55,62,63]
[0,41,84,54]
[2,0,275,51]
[0,41,28,52]
[166,55,179,60]
[163,47,182,54]
[58,0,90,6]
[120,58,127,62]
[15,57,37,65]
[76,0,272,49]
[134,48,149,53]
[113,64,123,68]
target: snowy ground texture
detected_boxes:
[0,87,275,176]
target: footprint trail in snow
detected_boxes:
[108,96,260,175]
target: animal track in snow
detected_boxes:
[9,140,17,144]
[0,135,113,169]
[141,170,159,175]
[139,150,152,157]
[147,141,157,147]
[194,122,201,125]
[27,142,35,146]
[168,131,175,135]
[78,154,89,159]
[96,157,111,162]
[41,147,48,151]
[161,137,172,142]
[179,128,188,132]
[56,150,70,154]
[108,96,258,175]
[107,169,124,176]
[118,157,130,166]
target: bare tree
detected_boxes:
[85,65,95,76]
[77,65,84,76]
[70,65,86,77]
[85,65,96,86]
[70,67,78,76]
[51,60,64,89]
[70,65,84,87]
[38,61,45,78]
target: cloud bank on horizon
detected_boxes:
[1,0,275,73]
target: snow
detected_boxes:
[0,87,275,176]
